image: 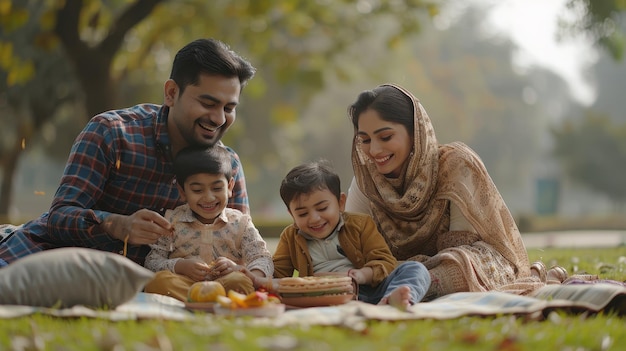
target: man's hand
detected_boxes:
[101,209,172,245]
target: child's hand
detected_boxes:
[175,259,211,282]
[251,275,279,294]
[347,267,373,285]
[212,257,241,277]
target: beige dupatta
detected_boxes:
[351,84,532,291]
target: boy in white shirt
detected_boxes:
[144,146,273,301]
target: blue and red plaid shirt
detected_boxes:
[0,103,248,267]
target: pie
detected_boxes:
[277,276,354,297]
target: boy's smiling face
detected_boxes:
[288,187,346,240]
[179,172,234,224]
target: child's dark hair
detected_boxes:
[280,160,341,208]
[174,146,232,188]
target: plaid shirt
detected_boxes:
[0,103,248,267]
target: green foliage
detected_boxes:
[0,0,441,109]
[552,111,626,205]
[0,42,35,86]
[589,22,626,122]
[563,0,626,60]
[0,1,57,87]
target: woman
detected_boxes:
[345,83,558,300]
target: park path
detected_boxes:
[262,230,626,254]
[520,230,626,249]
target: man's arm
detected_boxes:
[46,118,118,245]
[46,116,172,247]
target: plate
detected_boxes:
[213,303,286,317]
[184,302,216,312]
[280,293,354,308]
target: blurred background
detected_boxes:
[1,0,625,233]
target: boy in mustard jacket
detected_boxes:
[273,160,430,309]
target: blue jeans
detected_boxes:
[357,261,430,304]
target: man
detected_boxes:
[0,38,256,267]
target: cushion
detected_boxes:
[0,247,155,309]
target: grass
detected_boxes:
[526,246,625,281]
[0,246,624,350]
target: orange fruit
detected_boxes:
[227,290,249,308]
[244,291,268,307]
[215,295,236,309]
[187,281,226,303]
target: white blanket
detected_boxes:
[1,283,624,330]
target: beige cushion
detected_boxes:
[0,247,154,309]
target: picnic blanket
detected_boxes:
[0,282,624,329]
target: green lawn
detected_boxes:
[1,246,624,351]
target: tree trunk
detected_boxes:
[0,144,23,218]
[54,0,165,118]
[78,56,116,118]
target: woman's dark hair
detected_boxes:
[174,146,233,188]
[347,85,414,135]
[170,38,256,94]
[280,160,341,208]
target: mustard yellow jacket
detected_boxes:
[272,212,397,286]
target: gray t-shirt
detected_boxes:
[300,217,354,274]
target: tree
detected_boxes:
[54,0,164,117]
[561,0,626,60]
[552,112,626,209]
[587,14,626,121]
[0,3,81,215]
[0,0,163,216]
[0,0,439,217]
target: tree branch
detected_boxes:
[53,0,88,62]
[98,0,166,57]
